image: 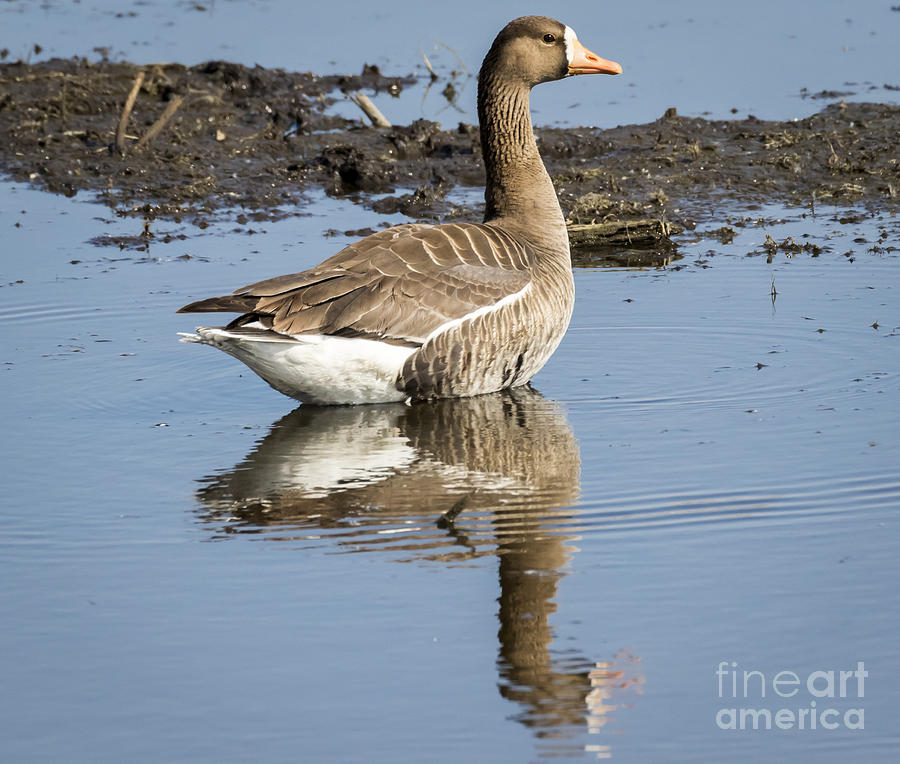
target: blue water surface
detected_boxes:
[1,2,899,762]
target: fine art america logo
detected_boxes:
[715,661,867,731]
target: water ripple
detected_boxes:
[192,390,897,559]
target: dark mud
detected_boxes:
[1,57,898,252]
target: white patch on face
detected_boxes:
[564,26,577,66]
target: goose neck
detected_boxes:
[477,74,567,250]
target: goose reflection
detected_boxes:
[194,388,642,756]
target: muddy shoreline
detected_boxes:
[1,57,897,252]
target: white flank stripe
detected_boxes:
[424,283,531,343]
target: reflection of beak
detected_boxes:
[568,39,623,76]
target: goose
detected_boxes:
[177,16,621,405]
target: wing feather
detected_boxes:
[178,222,534,344]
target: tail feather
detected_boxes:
[178,327,301,346]
[176,295,258,314]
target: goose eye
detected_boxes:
[542,33,556,44]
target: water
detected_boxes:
[3,180,898,761]
[2,2,900,762]
[2,0,898,127]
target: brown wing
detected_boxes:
[178,222,534,345]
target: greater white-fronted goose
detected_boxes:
[178,16,621,404]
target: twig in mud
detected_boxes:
[135,95,184,150]
[348,92,390,128]
[566,219,683,247]
[116,70,145,154]
[420,49,438,81]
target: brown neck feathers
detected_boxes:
[477,64,567,250]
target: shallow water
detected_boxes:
[2,179,898,761]
[2,2,900,762]
[2,0,898,127]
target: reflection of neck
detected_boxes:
[496,530,590,728]
[497,534,564,666]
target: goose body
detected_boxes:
[178,17,621,404]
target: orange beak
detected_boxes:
[568,39,622,76]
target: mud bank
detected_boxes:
[1,57,897,249]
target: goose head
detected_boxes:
[483,16,622,87]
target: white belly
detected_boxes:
[180,328,415,405]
